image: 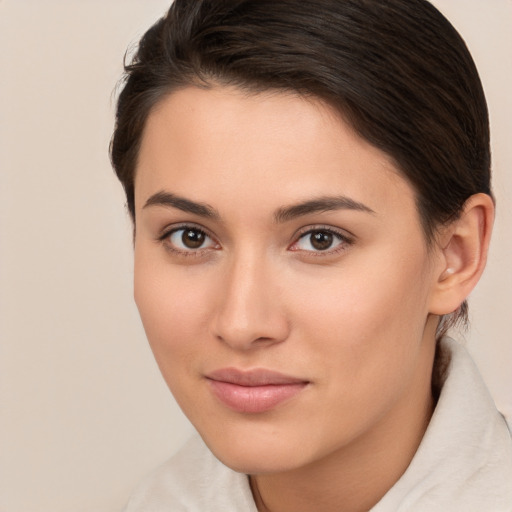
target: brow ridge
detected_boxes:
[274,196,375,223]
[143,191,219,219]
[143,191,374,223]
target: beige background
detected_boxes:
[0,1,510,510]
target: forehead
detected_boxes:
[135,85,416,221]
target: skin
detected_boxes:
[133,86,493,512]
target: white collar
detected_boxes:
[372,337,512,511]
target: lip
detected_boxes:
[206,368,309,414]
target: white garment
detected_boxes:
[123,338,512,511]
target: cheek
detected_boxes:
[290,246,433,387]
[297,256,429,342]
[133,251,216,367]
[286,259,432,439]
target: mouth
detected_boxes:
[205,368,309,414]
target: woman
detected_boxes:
[111,0,512,510]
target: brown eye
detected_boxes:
[168,227,216,251]
[310,231,334,251]
[182,229,205,248]
[292,228,347,253]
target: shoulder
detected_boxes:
[122,434,258,512]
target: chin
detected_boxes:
[209,442,306,475]
[197,423,318,475]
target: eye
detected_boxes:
[290,228,350,253]
[165,226,217,252]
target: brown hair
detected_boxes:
[110,0,492,333]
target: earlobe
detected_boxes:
[429,193,494,315]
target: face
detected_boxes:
[134,86,440,474]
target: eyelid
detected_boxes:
[158,222,221,255]
[158,221,213,240]
[288,225,355,253]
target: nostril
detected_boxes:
[214,321,290,350]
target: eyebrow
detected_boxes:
[142,191,374,222]
[143,191,220,219]
[274,196,375,223]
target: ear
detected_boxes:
[429,193,494,316]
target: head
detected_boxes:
[110,0,494,477]
[111,0,492,334]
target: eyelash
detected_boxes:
[158,224,219,258]
[289,226,354,256]
[157,224,354,257]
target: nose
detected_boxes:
[212,254,290,351]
